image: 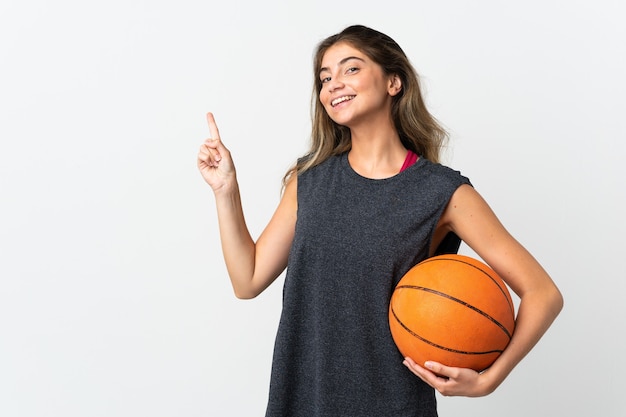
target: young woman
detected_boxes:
[198,25,563,417]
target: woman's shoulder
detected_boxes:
[408,158,472,187]
[297,153,344,177]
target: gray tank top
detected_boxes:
[266,153,471,417]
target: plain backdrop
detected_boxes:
[1,0,625,416]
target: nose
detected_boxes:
[327,77,344,93]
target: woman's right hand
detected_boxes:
[197,112,236,193]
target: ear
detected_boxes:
[388,74,402,96]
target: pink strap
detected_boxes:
[400,150,419,172]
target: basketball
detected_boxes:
[389,254,515,372]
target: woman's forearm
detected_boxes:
[213,182,258,298]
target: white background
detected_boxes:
[1,0,625,416]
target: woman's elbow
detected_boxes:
[550,284,564,317]
[232,287,261,300]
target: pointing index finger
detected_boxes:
[206,112,221,140]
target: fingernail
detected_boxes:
[425,361,433,369]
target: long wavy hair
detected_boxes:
[283,25,448,186]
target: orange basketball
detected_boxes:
[389,254,515,372]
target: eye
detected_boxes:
[346,66,359,74]
[320,76,331,84]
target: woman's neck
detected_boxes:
[347,127,407,179]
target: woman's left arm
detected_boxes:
[404,184,564,397]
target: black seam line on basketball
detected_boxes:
[390,305,504,355]
[420,257,515,316]
[396,284,513,340]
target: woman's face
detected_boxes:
[318,42,400,128]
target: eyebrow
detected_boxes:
[319,56,366,76]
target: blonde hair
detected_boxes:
[283,25,448,187]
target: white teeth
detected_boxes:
[331,95,355,107]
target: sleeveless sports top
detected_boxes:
[265,153,471,417]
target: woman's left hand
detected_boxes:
[403,357,494,397]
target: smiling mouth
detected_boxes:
[331,95,355,107]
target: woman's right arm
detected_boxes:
[197,113,297,299]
